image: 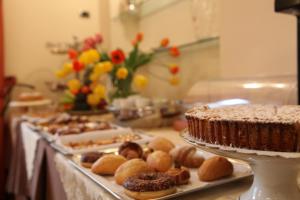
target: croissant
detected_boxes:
[118,141,143,160]
[170,145,204,168]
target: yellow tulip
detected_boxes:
[63,63,73,73]
[88,49,100,63]
[116,67,128,79]
[89,73,100,82]
[93,84,106,98]
[134,74,148,88]
[55,70,67,78]
[93,63,106,75]
[67,79,81,91]
[87,93,101,106]
[79,49,100,65]
[169,76,180,86]
[103,61,113,72]
[78,53,89,65]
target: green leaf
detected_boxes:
[83,66,93,85]
[60,95,75,104]
[133,53,153,70]
[100,52,110,62]
[125,45,138,70]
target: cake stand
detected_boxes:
[181,130,300,200]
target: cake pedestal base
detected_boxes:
[181,131,300,200]
[239,159,300,200]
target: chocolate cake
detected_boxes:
[185,105,300,152]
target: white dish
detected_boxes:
[9,99,52,107]
[53,129,152,155]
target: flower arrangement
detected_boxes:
[55,33,181,111]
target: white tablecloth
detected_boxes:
[21,122,41,180]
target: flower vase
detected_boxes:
[111,73,136,99]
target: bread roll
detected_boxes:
[198,156,233,181]
[146,151,172,172]
[91,154,126,175]
[148,137,175,153]
[115,159,153,185]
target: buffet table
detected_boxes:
[6,118,253,200]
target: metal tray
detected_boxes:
[68,147,253,200]
[25,122,55,142]
[51,129,152,155]
[24,122,128,145]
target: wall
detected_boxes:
[109,0,221,99]
[220,0,297,78]
[3,0,102,98]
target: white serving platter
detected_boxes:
[68,147,252,200]
[9,99,52,107]
[24,121,124,143]
[52,128,152,155]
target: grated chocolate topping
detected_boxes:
[123,172,175,192]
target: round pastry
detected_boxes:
[166,167,190,185]
[170,145,204,168]
[118,142,143,160]
[123,172,176,200]
[142,149,153,161]
[148,137,175,153]
[146,151,172,172]
[91,154,126,175]
[114,159,153,185]
[198,156,233,182]
[80,152,104,168]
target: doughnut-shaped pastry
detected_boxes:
[123,172,176,200]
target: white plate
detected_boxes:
[9,99,52,107]
[53,129,152,155]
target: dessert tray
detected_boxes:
[9,99,52,107]
[51,129,153,155]
[68,147,252,200]
[24,121,123,143]
[181,130,300,200]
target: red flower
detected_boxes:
[169,46,180,57]
[94,33,103,44]
[70,89,79,95]
[81,86,90,94]
[111,49,125,64]
[63,103,73,110]
[84,37,96,48]
[160,38,169,47]
[73,60,84,72]
[136,32,143,42]
[169,65,180,74]
[132,39,137,46]
[82,44,91,51]
[68,49,78,59]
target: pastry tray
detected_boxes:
[68,147,253,200]
[24,122,124,143]
[51,129,153,155]
[25,122,55,142]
